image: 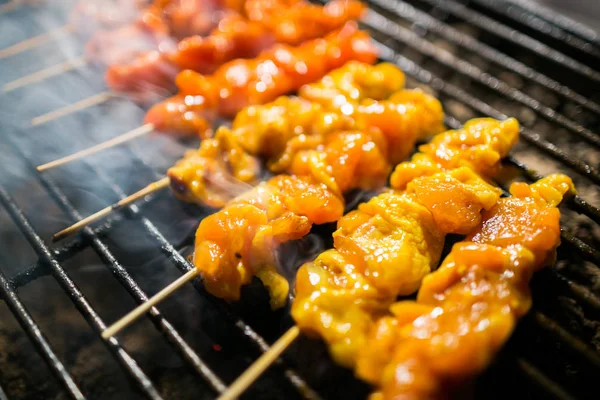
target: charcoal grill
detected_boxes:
[1,0,599,399]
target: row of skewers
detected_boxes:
[2,1,577,399]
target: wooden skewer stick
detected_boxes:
[0,23,74,59]
[218,326,301,400]
[31,90,112,126]
[52,176,170,242]
[37,123,154,171]
[102,269,199,339]
[3,56,87,92]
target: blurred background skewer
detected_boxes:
[31,90,113,126]
[37,123,155,171]
[0,23,74,59]
[3,56,87,92]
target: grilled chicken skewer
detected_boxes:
[19,0,362,103]
[54,61,444,239]
[219,117,521,399]
[100,67,446,338]
[37,22,377,172]
[356,173,575,399]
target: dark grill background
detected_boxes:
[0,0,599,399]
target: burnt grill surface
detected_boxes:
[0,0,599,399]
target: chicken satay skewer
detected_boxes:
[103,119,513,373]
[25,0,364,118]
[100,77,445,339]
[217,117,520,399]
[35,23,377,172]
[52,61,440,240]
[356,174,575,399]
[52,60,443,240]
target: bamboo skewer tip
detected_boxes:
[101,269,199,339]
[0,23,74,59]
[51,176,170,242]
[217,326,301,400]
[3,57,87,93]
[31,90,112,128]
[37,123,154,172]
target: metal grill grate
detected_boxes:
[0,0,599,399]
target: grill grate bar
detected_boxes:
[472,0,600,58]
[10,260,53,291]
[117,148,322,399]
[374,0,600,114]
[7,130,321,400]
[516,359,577,400]
[0,385,7,400]
[416,0,600,81]
[503,0,600,46]
[365,10,600,147]
[548,270,600,312]
[0,269,86,400]
[5,138,229,395]
[0,185,163,400]
[372,40,600,187]
[534,312,600,369]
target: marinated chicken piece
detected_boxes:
[291,118,517,367]
[299,61,406,107]
[231,96,357,165]
[356,89,446,164]
[190,68,444,308]
[244,0,366,45]
[167,67,444,206]
[105,0,367,101]
[391,117,519,190]
[299,62,444,163]
[292,167,502,367]
[194,174,344,309]
[143,0,237,40]
[145,22,377,135]
[168,15,276,72]
[106,14,276,100]
[287,129,390,195]
[356,174,575,400]
[168,127,260,208]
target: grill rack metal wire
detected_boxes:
[1,0,600,399]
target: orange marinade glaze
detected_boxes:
[291,118,518,369]
[189,69,443,308]
[144,22,377,137]
[105,0,367,103]
[356,174,576,400]
[167,62,444,208]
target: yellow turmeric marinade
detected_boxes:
[168,62,444,207]
[187,63,445,309]
[356,174,575,400]
[291,118,519,367]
